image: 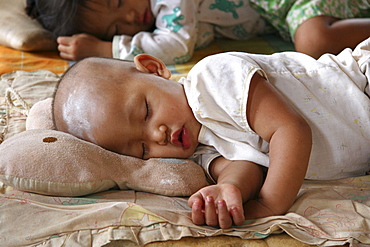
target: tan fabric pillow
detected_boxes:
[0,0,57,51]
[0,129,208,196]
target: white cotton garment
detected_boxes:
[113,0,265,64]
[181,38,370,180]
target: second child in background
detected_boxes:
[27,0,370,63]
[26,0,265,64]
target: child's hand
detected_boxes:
[188,183,245,229]
[57,34,113,61]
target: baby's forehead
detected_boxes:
[65,57,135,96]
[67,57,133,84]
[76,57,121,73]
[58,57,143,111]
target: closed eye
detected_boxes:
[142,100,150,159]
[145,100,151,121]
[142,143,148,159]
[109,0,122,9]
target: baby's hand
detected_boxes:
[188,183,245,229]
[57,34,113,61]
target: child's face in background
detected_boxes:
[55,56,201,160]
[79,0,155,40]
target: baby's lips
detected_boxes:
[171,127,191,149]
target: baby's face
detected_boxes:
[59,56,201,160]
[80,0,155,40]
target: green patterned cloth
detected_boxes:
[250,0,370,41]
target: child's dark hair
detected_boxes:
[25,0,91,37]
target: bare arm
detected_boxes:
[245,73,312,218]
[188,72,312,228]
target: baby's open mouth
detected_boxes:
[171,127,190,149]
[178,130,183,142]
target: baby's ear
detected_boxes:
[134,54,171,79]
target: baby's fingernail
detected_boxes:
[206,196,213,203]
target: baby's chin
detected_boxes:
[174,146,198,159]
[146,148,196,160]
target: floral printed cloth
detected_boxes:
[1,175,370,246]
[250,0,370,40]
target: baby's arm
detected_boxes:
[189,73,312,228]
[245,73,312,218]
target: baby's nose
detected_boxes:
[125,10,136,24]
[152,125,168,145]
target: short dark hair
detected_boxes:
[25,0,89,37]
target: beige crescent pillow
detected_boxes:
[0,129,209,196]
[0,0,57,51]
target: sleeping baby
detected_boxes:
[52,38,370,229]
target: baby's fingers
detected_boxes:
[230,205,245,226]
[189,197,205,225]
[204,196,218,226]
[217,200,232,229]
